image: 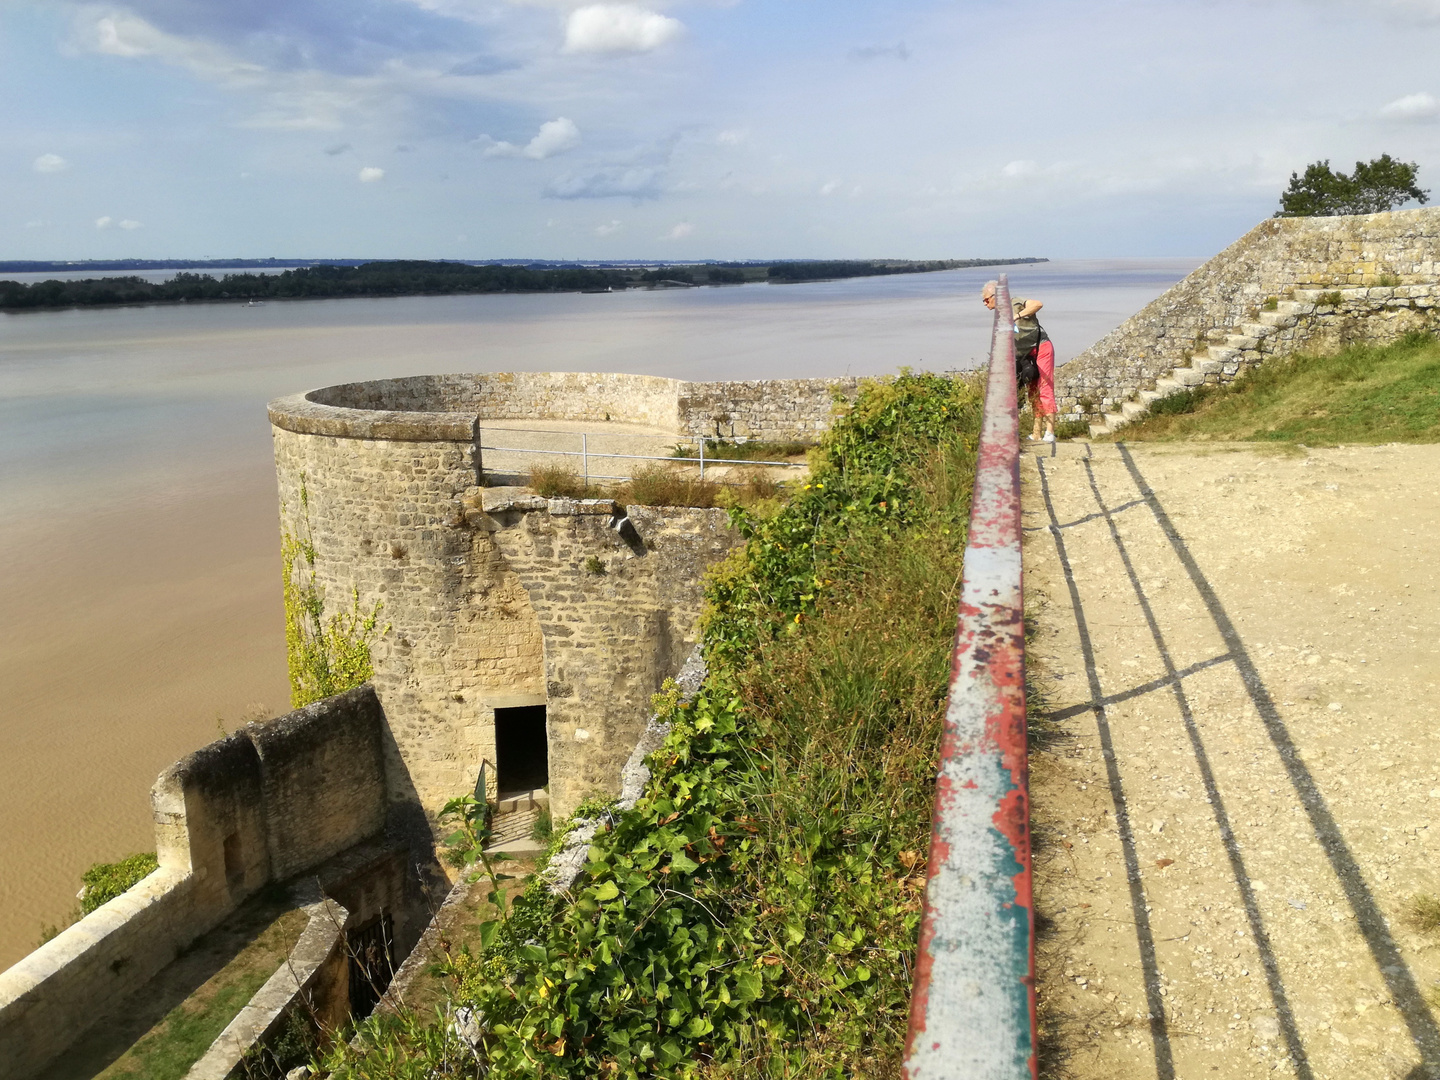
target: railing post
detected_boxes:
[903,274,1034,1079]
[582,432,589,488]
[698,436,705,480]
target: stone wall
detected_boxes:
[1056,207,1440,419]
[0,688,391,1080]
[474,494,738,819]
[678,377,860,441]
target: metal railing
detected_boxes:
[903,274,1036,1079]
[477,427,808,485]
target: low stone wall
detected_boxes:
[1056,207,1440,419]
[186,895,350,1080]
[0,688,389,1080]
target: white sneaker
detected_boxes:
[1026,434,1039,441]
[1042,432,1056,443]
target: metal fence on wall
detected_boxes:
[903,274,1036,1079]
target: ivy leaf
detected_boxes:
[594,880,620,901]
[669,851,700,874]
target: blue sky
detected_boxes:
[4,0,1440,260]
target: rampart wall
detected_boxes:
[282,371,859,445]
[0,688,393,1080]
[1056,207,1440,420]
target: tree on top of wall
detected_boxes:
[1276,155,1429,217]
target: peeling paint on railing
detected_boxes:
[903,274,1035,1080]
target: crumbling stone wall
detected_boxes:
[1057,207,1440,419]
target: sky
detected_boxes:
[3,0,1440,261]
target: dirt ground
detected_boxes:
[1023,440,1440,1080]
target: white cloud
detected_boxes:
[595,219,622,236]
[665,221,693,239]
[359,166,386,182]
[1001,160,1040,178]
[819,180,841,196]
[563,5,683,55]
[24,220,45,229]
[716,129,748,146]
[33,153,69,173]
[95,216,113,229]
[849,42,910,62]
[484,117,581,159]
[119,218,142,229]
[1380,91,1440,120]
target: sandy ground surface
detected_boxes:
[1023,441,1440,1080]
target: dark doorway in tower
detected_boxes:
[495,705,548,795]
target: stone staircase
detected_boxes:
[1088,290,1323,437]
[484,788,549,855]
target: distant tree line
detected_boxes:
[0,261,626,311]
[766,258,1043,283]
[0,256,1047,311]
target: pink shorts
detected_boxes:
[1028,340,1056,415]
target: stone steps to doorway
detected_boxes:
[484,788,550,856]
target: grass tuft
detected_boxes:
[528,464,589,498]
[1404,893,1440,934]
[621,464,721,508]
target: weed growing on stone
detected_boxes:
[281,478,385,709]
[622,464,721,508]
[81,851,160,914]
[319,372,984,1079]
[671,439,811,463]
[529,464,589,498]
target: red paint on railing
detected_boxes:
[903,275,1035,1080]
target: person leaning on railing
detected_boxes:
[982,280,1056,443]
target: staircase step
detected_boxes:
[1192,358,1223,375]
[1153,378,1185,396]
[1173,367,1207,387]
[1257,310,1301,326]
[1225,335,1259,350]
[1120,400,1148,419]
[1207,346,1239,364]
[1138,389,1164,404]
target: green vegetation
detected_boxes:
[526,462,786,512]
[81,852,160,914]
[672,439,811,462]
[1276,154,1429,217]
[281,479,385,709]
[1108,333,1440,444]
[319,372,983,1078]
[0,257,1045,311]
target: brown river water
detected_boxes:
[0,259,1196,968]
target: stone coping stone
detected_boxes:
[268,393,478,443]
[476,488,620,516]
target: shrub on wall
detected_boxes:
[281,478,386,709]
[80,852,160,914]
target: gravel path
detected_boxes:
[1023,440,1440,1080]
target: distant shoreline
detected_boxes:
[0,257,1048,314]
